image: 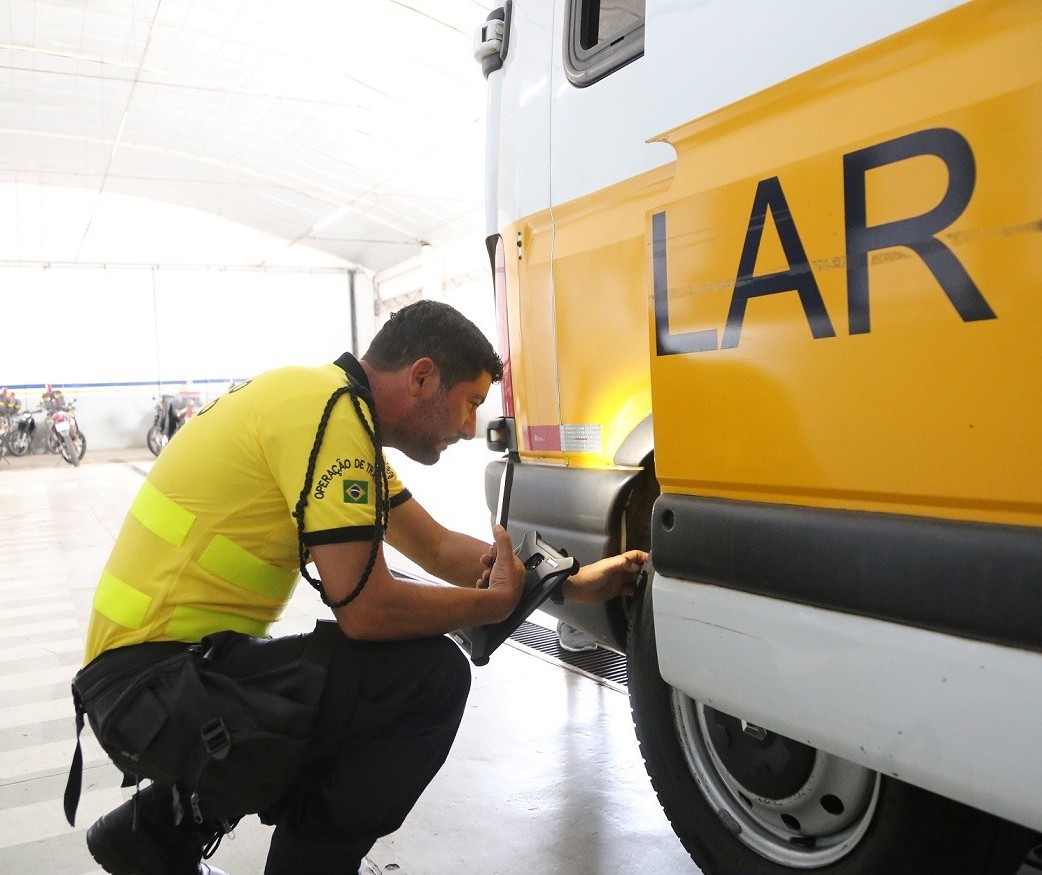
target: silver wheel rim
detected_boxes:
[672,690,879,868]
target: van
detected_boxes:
[475,1,1042,871]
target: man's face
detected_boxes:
[398,370,493,465]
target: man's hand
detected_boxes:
[562,549,647,604]
[477,524,526,621]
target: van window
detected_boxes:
[565,0,645,86]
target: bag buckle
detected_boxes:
[200,718,231,760]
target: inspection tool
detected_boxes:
[453,460,580,665]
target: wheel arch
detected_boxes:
[483,414,659,651]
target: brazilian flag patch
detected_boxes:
[342,480,369,504]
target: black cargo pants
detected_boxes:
[255,630,472,874]
[79,628,472,875]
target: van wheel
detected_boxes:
[627,569,1036,874]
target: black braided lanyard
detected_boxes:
[292,385,390,609]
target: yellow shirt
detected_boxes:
[84,355,409,663]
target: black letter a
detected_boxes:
[722,177,835,349]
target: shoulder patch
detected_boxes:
[342,479,370,504]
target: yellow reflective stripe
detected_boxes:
[130,482,195,547]
[197,535,297,601]
[165,606,269,642]
[93,571,152,630]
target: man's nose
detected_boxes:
[461,411,478,440]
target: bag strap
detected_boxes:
[63,685,86,826]
[65,683,131,826]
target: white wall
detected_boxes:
[373,232,502,427]
[1,184,376,450]
[0,184,499,454]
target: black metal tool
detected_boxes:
[453,529,579,666]
[452,458,580,665]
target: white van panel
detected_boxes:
[642,0,970,139]
[488,0,556,230]
[653,574,1042,833]
[542,0,970,213]
[548,47,674,207]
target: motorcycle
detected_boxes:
[0,388,21,459]
[146,392,200,456]
[6,405,37,457]
[41,387,86,466]
[48,406,86,466]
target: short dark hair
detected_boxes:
[363,299,503,388]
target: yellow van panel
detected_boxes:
[649,0,1042,525]
[508,166,674,465]
[552,166,674,464]
[506,210,562,461]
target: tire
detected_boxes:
[7,430,30,456]
[627,569,1037,875]
[46,431,62,453]
[59,430,85,466]
[146,425,167,456]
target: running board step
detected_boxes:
[507,620,628,692]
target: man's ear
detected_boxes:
[410,358,439,397]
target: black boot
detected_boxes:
[86,783,222,875]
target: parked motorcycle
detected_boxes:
[146,392,200,456]
[0,388,21,458]
[39,386,86,466]
[6,405,37,457]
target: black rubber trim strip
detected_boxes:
[651,494,1042,652]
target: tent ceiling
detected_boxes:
[1,0,493,272]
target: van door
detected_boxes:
[547,0,672,466]
[480,1,560,458]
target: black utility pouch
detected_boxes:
[65,621,340,827]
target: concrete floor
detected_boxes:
[0,447,701,874]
